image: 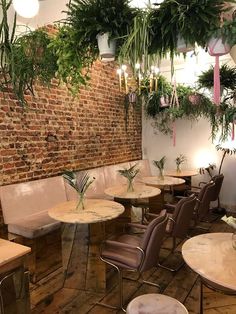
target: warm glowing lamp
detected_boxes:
[13,0,40,19]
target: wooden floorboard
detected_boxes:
[31,216,236,314]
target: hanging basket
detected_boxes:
[176,36,194,54]
[208,37,231,56]
[188,93,202,105]
[96,33,116,61]
[230,44,236,64]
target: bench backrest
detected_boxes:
[0,176,67,224]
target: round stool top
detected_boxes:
[126,294,188,314]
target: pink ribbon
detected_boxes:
[172,121,176,147]
[213,55,221,105]
[232,123,235,141]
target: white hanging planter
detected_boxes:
[176,36,194,53]
[207,37,231,56]
[96,33,116,61]
[230,44,236,64]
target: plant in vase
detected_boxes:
[175,154,187,173]
[153,156,166,180]
[63,171,95,211]
[221,215,236,249]
[118,163,139,192]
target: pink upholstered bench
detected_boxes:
[0,176,67,282]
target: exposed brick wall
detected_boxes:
[0,60,142,187]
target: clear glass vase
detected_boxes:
[75,193,85,211]
[232,231,236,250]
[158,168,164,180]
[176,164,181,173]
[127,179,134,192]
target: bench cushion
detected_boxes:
[8,210,61,239]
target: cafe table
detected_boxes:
[104,183,161,223]
[141,176,185,212]
[48,198,124,293]
[165,170,199,194]
[182,233,236,314]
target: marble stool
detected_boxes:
[126,294,188,314]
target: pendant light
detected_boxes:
[13,0,40,19]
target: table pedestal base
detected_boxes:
[62,223,108,293]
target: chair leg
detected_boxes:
[97,258,126,312]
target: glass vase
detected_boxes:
[75,193,85,211]
[176,164,181,173]
[127,179,134,192]
[232,231,236,250]
[158,168,164,180]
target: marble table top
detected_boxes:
[142,176,185,188]
[126,293,188,314]
[104,183,161,200]
[165,170,199,177]
[0,239,31,268]
[48,199,124,224]
[182,233,236,291]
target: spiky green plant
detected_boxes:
[118,163,139,191]
[153,156,166,179]
[63,171,95,210]
[153,156,166,171]
[175,154,187,173]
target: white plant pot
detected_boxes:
[208,37,231,56]
[96,33,116,61]
[230,44,236,64]
[176,36,194,53]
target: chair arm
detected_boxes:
[126,223,148,230]
[104,240,142,251]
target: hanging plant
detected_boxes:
[148,0,228,59]
[0,0,58,105]
[49,25,96,95]
[198,64,236,92]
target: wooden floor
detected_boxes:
[30,216,236,314]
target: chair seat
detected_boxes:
[101,234,142,270]
[8,210,61,239]
[126,293,188,314]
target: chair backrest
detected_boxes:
[210,174,224,202]
[170,194,196,239]
[196,181,216,220]
[139,210,168,272]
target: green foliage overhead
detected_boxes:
[66,0,137,53]
[49,25,97,95]
[148,0,232,58]
[198,64,236,91]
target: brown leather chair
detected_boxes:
[98,210,168,311]
[147,195,196,272]
[195,181,216,223]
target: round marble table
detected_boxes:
[142,176,185,188]
[105,183,162,223]
[48,199,124,224]
[48,199,124,293]
[182,233,236,291]
[126,294,188,314]
[104,183,161,200]
[165,170,199,177]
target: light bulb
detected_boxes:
[13,0,40,19]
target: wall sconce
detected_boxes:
[13,0,40,18]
